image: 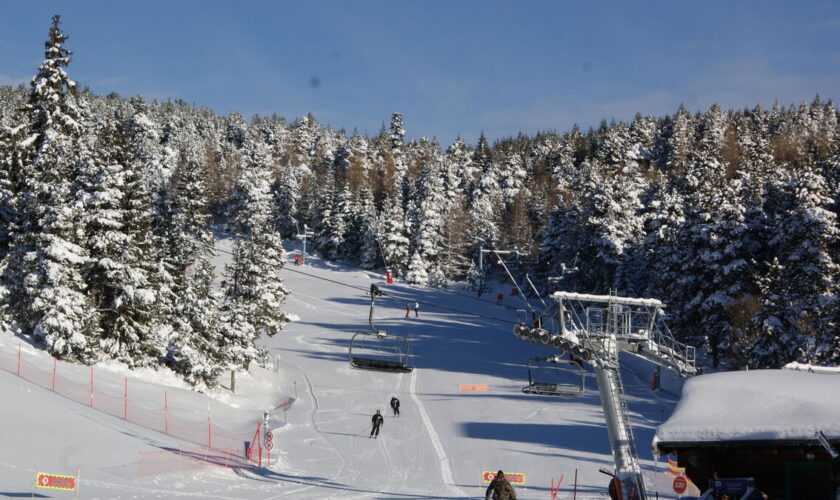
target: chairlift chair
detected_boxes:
[522,355,585,398]
[348,284,413,373]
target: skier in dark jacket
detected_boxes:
[390,396,400,417]
[370,409,384,438]
[485,470,516,500]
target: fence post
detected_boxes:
[164,391,168,434]
[51,358,56,391]
[124,377,128,420]
[207,406,212,449]
[89,366,94,408]
[16,341,21,376]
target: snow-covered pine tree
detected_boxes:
[377,189,410,277]
[749,168,840,367]
[0,118,28,259]
[221,144,291,370]
[467,138,502,261]
[81,113,164,367]
[313,168,346,259]
[444,137,475,197]
[354,185,380,269]
[0,16,99,361]
[167,254,223,387]
[406,160,447,285]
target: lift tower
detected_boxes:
[514,292,696,500]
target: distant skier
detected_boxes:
[496,293,504,305]
[485,470,516,499]
[413,302,419,317]
[370,409,384,438]
[390,396,400,417]
[405,302,411,318]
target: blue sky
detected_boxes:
[1,1,838,146]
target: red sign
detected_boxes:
[35,473,76,491]
[482,471,526,485]
[673,475,687,494]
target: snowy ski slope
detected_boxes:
[0,235,690,499]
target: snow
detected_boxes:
[0,235,700,499]
[654,369,840,446]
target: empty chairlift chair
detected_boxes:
[522,355,585,398]
[348,284,413,373]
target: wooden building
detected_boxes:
[653,369,840,499]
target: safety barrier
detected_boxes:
[0,339,255,467]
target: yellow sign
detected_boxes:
[482,471,525,484]
[35,473,76,491]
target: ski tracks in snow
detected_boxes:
[408,368,466,498]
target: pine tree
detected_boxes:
[81,115,163,366]
[406,161,446,285]
[378,190,410,276]
[0,16,99,361]
[354,185,380,269]
[750,169,840,367]
[221,149,291,370]
[0,119,28,259]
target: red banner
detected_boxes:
[482,471,525,484]
[35,473,76,490]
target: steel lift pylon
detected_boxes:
[514,292,696,500]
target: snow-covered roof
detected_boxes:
[551,292,663,308]
[654,369,840,447]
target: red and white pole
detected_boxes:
[51,358,56,391]
[89,366,94,408]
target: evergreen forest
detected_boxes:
[1,16,838,386]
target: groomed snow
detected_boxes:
[654,369,840,445]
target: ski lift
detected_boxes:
[348,284,413,373]
[522,355,585,398]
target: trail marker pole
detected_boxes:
[16,341,20,375]
[89,367,94,408]
[573,468,578,500]
[51,358,56,391]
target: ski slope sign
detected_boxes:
[35,472,76,490]
[483,471,525,484]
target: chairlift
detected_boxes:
[522,355,585,398]
[348,284,413,373]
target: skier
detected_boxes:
[370,409,384,438]
[496,293,504,305]
[413,302,419,317]
[405,302,411,318]
[485,470,516,499]
[390,396,400,417]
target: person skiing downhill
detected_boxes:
[390,396,400,417]
[370,409,384,438]
[413,302,419,317]
[485,470,516,499]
